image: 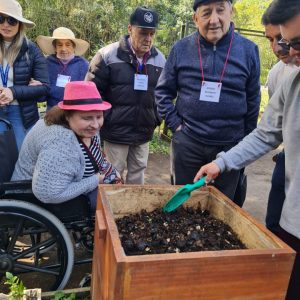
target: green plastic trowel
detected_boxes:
[163,176,207,213]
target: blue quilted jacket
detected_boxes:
[11,38,49,129]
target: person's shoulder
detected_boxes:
[269,60,284,75]
[46,54,57,62]
[32,120,73,142]
[74,55,89,65]
[234,32,257,49]
[98,41,119,56]
[153,46,166,60]
[26,39,46,56]
[174,32,197,48]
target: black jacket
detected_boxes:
[87,35,165,145]
[10,38,49,129]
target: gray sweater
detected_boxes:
[214,69,300,240]
[12,119,99,204]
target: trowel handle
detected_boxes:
[190,176,207,192]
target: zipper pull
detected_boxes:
[213,44,217,51]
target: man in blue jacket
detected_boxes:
[155,0,260,204]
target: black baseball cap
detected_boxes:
[193,0,233,11]
[130,6,158,29]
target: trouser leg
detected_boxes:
[275,227,300,300]
[103,141,129,181]
[126,142,149,184]
[233,168,247,207]
[7,105,27,151]
[266,151,286,230]
[171,131,240,201]
[0,105,27,151]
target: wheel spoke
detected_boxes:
[13,237,56,260]
[14,262,60,276]
[7,218,24,253]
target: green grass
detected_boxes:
[149,130,170,155]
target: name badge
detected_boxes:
[199,81,222,103]
[134,74,148,91]
[56,74,71,88]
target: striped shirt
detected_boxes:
[79,135,121,184]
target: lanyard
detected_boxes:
[0,64,10,87]
[128,38,150,75]
[57,57,69,74]
[136,61,148,75]
[197,28,234,83]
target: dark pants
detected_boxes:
[266,151,285,230]
[171,131,241,203]
[233,168,247,207]
[274,226,300,300]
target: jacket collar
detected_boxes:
[48,54,79,64]
[117,35,158,63]
[196,22,235,47]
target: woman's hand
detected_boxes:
[97,173,105,183]
[193,162,221,184]
[29,78,42,86]
[0,87,14,105]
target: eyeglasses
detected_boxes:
[0,15,19,26]
[278,38,300,51]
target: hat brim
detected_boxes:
[57,101,111,111]
[0,10,35,28]
[135,25,157,29]
[36,36,89,56]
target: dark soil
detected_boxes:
[116,206,247,256]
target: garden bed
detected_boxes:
[92,185,295,300]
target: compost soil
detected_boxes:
[116,206,247,256]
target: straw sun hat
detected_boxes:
[36,27,90,56]
[0,0,35,28]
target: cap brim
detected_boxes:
[36,36,89,55]
[57,101,111,111]
[135,25,157,29]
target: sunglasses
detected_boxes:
[278,38,300,51]
[0,15,19,26]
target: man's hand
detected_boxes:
[193,162,221,184]
[175,125,182,132]
[97,173,105,183]
[29,78,42,86]
[0,87,14,105]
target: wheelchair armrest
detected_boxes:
[0,180,32,191]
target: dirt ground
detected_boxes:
[145,147,282,225]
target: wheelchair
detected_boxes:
[0,118,94,291]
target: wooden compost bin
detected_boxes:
[91,185,295,300]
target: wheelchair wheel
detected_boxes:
[0,200,74,291]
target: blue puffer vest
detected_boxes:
[10,38,49,129]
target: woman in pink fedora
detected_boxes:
[11,81,121,209]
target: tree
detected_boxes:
[19,0,275,82]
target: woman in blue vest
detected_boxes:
[0,0,49,150]
[36,27,89,111]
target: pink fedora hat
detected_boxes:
[58,81,111,111]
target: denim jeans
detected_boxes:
[0,105,27,151]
